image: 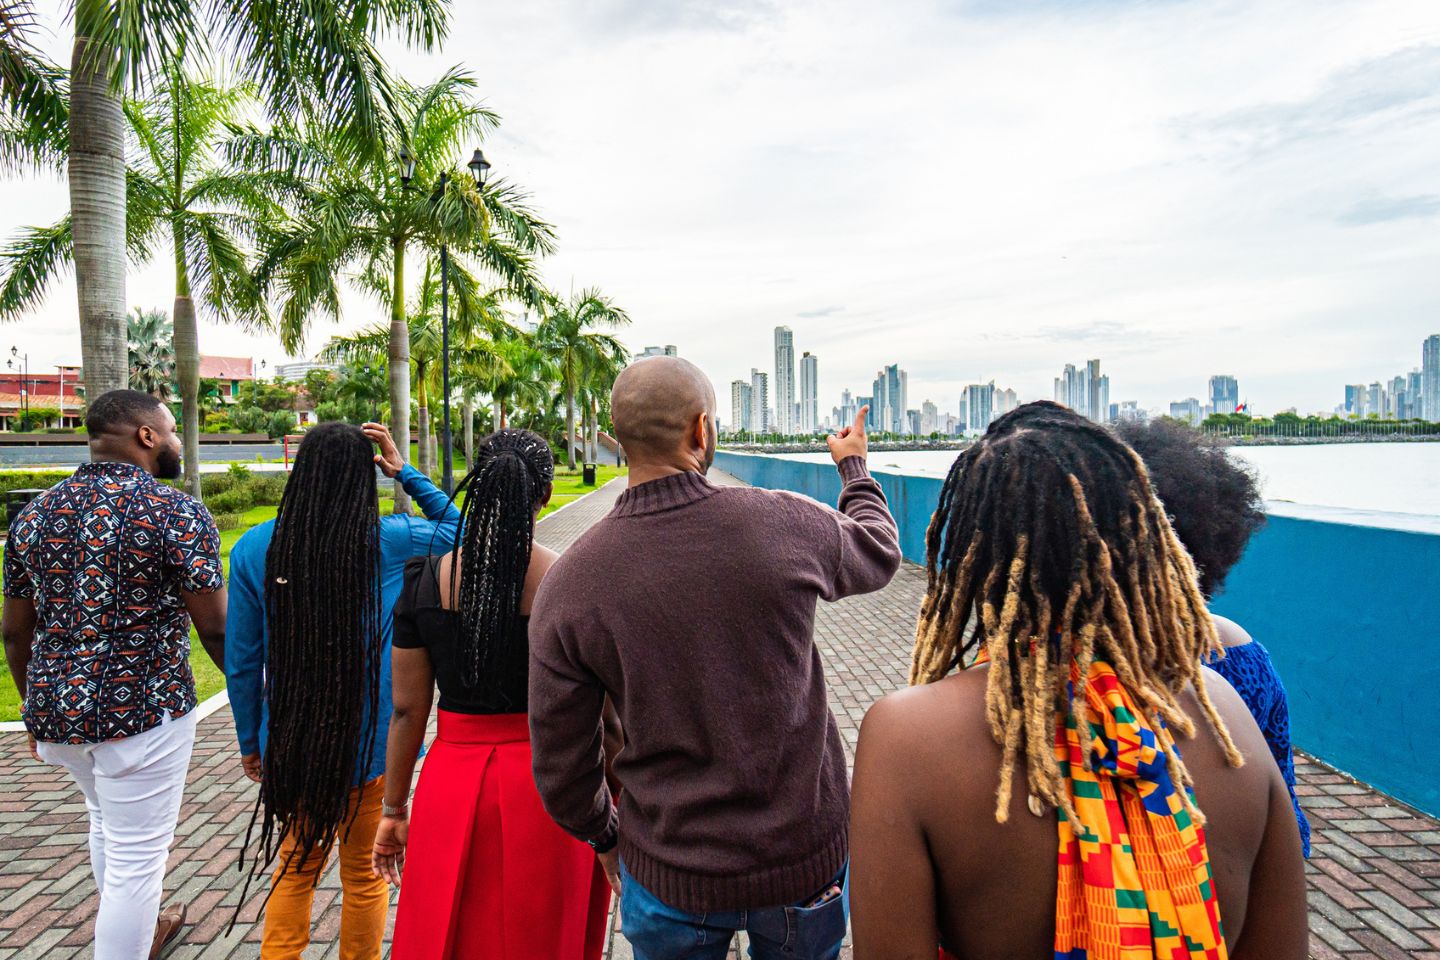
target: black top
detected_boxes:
[392,555,530,715]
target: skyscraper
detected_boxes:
[964,382,995,433]
[1408,369,1425,420]
[799,352,819,434]
[1424,335,1440,423]
[1054,360,1108,422]
[730,380,753,433]
[1169,398,1203,425]
[640,345,679,358]
[839,388,856,426]
[1209,375,1240,416]
[774,326,796,435]
[750,368,769,434]
[920,399,938,434]
[871,364,906,434]
[1344,384,1367,417]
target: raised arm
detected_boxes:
[363,421,461,549]
[528,585,617,887]
[822,405,902,600]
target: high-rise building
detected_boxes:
[1344,384,1367,417]
[1424,335,1440,422]
[1114,400,1143,423]
[906,410,922,435]
[838,388,856,427]
[1169,398,1203,425]
[1209,375,1240,416]
[640,345,678,358]
[774,326,796,435]
[799,352,819,434]
[1389,375,1407,419]
[1367,381,1385,419]
[730,380,753,433]
[1054,360,1108,422]
[920,399,938,435]
[964,382,995,433]
[995,387,1018,417]
[871,364,906,434]
[749,369,769,434]
[857,395,875,432]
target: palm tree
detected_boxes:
[537,288,631,469]
[49,0,447,402]
[126,306,173,398]
[0,1,66,170]
[323,256,509,481]
[1,68,274,498]
[240,69,554,510]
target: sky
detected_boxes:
[4,0,1439,419]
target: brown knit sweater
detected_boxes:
[528,457,901,911]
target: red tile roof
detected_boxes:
[198,356,255,380]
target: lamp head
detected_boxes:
[468,148,491,188]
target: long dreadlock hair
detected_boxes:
[911,401,1242,826]
[242,423,382,886]
[449,429,554,698]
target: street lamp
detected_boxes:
[8,346,29,430]
[436,147,491,497]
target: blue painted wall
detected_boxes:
[713,451,1440,816]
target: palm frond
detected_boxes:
[0,0,69,157]
[0,216,71,320]
[181,209,267,328]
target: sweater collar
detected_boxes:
[611,471,720,518]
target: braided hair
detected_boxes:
[911,401,1242,826]
[242,423,382,885]
[449,429,554,698]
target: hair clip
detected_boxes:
[275,577,289,585]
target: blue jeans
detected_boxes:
[619,862,848,960]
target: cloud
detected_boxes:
[796,305,844,318]
[1188,45,1440,154]
[1336,194,1440,226]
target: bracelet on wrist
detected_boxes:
[382,802,409,819]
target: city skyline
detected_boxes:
[3,0,1437,419]
[722,331,1440,434]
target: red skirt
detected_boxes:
[391,710,611,960]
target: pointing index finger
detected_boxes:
[853,404,869,434]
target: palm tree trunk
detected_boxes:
[172,288,201,498]
[69,0,128,401]
[493,398,505,431]
[565,384,577,470]
[417,406,431,478]
[462,396,474,470]
[388,237,411,513]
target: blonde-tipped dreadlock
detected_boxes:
[911,401,1243,825]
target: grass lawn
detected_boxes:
[0,466,623,723]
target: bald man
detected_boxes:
[528,357,902,960]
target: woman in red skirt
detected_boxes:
[371,430,613,960]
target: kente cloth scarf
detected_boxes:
[973,650,1228,960]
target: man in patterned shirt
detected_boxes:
[2,390,227,960]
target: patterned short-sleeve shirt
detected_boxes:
[3,461,224,744]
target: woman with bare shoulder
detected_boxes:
[849,401,1307,959]
[373,430,613,960]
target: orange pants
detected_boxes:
[262,776,389,960]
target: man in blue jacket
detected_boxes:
[225,421,459,957]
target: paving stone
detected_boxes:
[1,469,1436,957]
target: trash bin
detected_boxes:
[4,488,45,533]
[582,462,597,486]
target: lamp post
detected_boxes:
[437,148,490,497]
[398,146,490,496]
[8,347,29,430]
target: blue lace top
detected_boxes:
[1206,640,1311,857]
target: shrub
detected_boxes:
[229,406,269,434]
[227,462,250,483]
[211,512,246,531]
[248,474,287,506]
[205,487,254,514]
[200,476,230,497]
[0,471,70,497]
[267,410,297,439]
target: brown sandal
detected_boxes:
[149,903,187,960]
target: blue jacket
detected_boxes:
[225,465,460,783]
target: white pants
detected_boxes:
[38,710,197,960]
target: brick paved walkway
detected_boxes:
[2,472,1437,959]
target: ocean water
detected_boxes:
[774,443,1440,517]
